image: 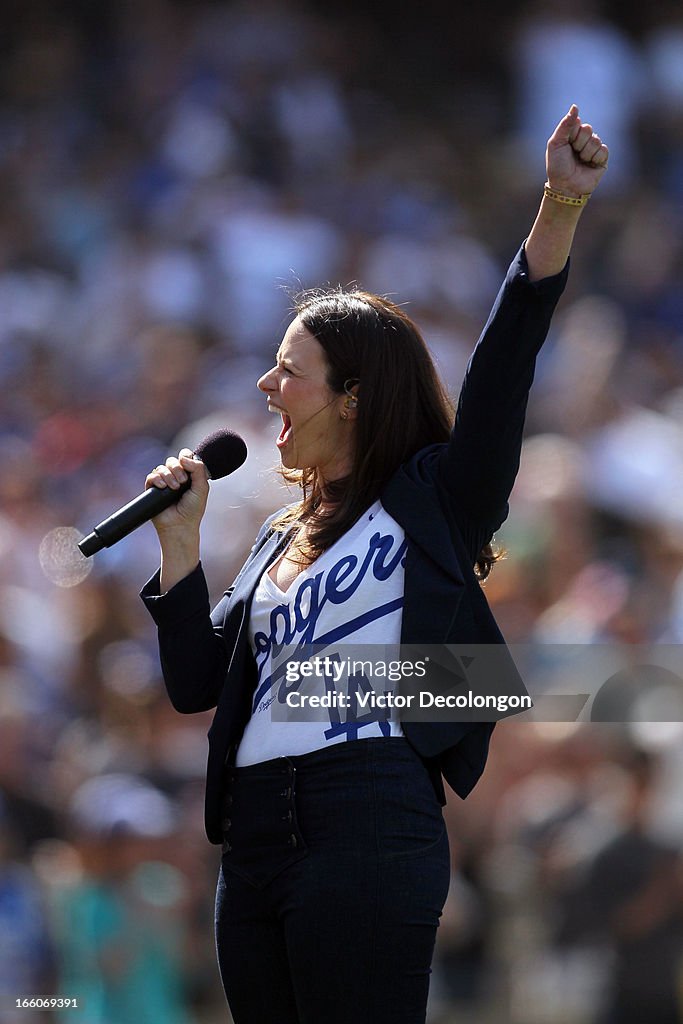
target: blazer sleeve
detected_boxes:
[140,562,231,714]
[140,515,278,714]
[440,243,568,533]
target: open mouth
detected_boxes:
[276,412,292,449]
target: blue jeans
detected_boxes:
[214,737,450,1024]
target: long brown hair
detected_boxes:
[273,287,501,580]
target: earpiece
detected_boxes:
[343,378,359,411]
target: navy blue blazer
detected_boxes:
[142,244,568,844]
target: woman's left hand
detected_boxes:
[546,104,609,198]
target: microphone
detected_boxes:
[78,429,248,557]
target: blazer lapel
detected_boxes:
[382,466,466,643]
[207,526,293,757]
[226,526,294,613]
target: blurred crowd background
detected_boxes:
[2,0,683,1021]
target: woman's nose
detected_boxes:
[257,367,277,392]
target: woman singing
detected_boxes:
[141,105,608,1023]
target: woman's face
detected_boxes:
[257,317,354,480]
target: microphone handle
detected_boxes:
[78,480,191,557]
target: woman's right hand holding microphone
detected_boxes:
[145,448,209,590]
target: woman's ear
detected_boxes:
[342,379,359,419]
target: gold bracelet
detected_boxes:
[543,181,591,207]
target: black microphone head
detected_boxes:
[193,429,247,480]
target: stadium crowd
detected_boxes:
[1,0,683,1021]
